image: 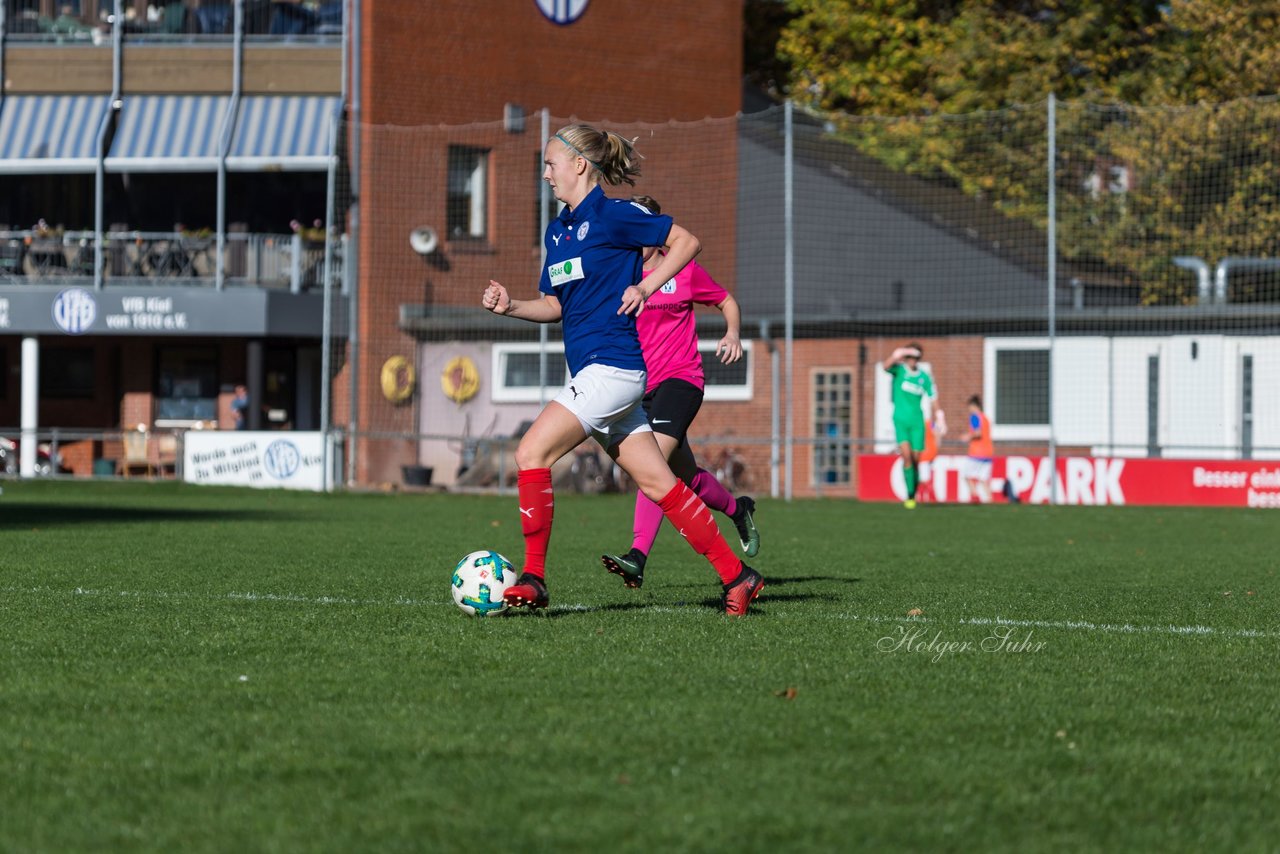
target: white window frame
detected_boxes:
[811,367,852,486]
[491,342,567,402]
[699,339,753,401]
[447,146,489,240]
[984,337,1051,441]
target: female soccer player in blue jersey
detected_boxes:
[481,124,763,616]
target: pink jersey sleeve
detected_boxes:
[686,260,729,306]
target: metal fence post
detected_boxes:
[1046,92,1058,504]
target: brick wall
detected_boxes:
[354,0,744,484]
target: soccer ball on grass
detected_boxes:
[451,550,517,617]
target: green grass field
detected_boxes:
[2,480,1277,852]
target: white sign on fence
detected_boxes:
[184,431,332,491]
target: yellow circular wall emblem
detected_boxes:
[441,356,480,403]
[380,355,416,404]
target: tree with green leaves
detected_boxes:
[762,0,1280,304]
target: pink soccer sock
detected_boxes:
[631,490,665,555]
[690,468,736,516]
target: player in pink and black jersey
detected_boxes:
[600,196,760,591]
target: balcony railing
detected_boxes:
[2,0,344,44]
[0,229,345,292]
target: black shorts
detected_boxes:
[641,378,704,444]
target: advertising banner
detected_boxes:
[184,431,333,491]
[858,454,1280,508]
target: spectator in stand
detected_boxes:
[960,394,994,503]
[231,384,250,431]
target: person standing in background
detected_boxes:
[882,343,936,509]
[231,384,249,431]
[916,407,946,504]
[961,394,994,503]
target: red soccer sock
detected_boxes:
[517,468,554,579]
[657,480,742,585]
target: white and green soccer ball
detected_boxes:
[451,550,517,617]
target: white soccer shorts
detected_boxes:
[553,363,652,448]
[963,457,993,481]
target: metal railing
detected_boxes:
[0,426,184,479]
[0,229,344,291]
[2,0,344,44]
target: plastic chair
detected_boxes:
[0,238,25,276]
[120,428,153,478]
[196,2,230,35]
[161,2,187,34]
[156,433,179,476]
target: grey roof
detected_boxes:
[735,107,1058,324]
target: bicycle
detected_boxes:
[712,446,753,493]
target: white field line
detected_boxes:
[5,585,1274,639]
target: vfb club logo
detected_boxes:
[534,0,588,25]
[52,288,97,334]
[263,439,302,480]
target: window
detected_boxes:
[812,370,852,485]
[699,340,753,401]
[983,339,1051,441]
[448,146,489,241]
[994,348,1049,426]
[40,347,95,399]
[155,346,218,425]
[492,343,568,402]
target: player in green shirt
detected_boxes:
[883,343,936,509]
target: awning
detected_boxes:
[105,95,232,173]
[226,96,341,171]
[0,95,111,174]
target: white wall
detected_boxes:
[980,334,1280,460]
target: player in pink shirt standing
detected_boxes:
[601,196,760,589]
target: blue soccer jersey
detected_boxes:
[538,185,673,375]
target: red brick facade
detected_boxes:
[353,0,744,484]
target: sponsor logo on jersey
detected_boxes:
[548,257,585,287]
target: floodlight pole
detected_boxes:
[784,99,794,502]
[1047,93,1058,504]
[539,108,551,410]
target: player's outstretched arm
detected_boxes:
[483,280,562,323]
[714,293,743,364]
[621,224,702,315]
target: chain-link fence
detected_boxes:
[339,96,1280,499]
